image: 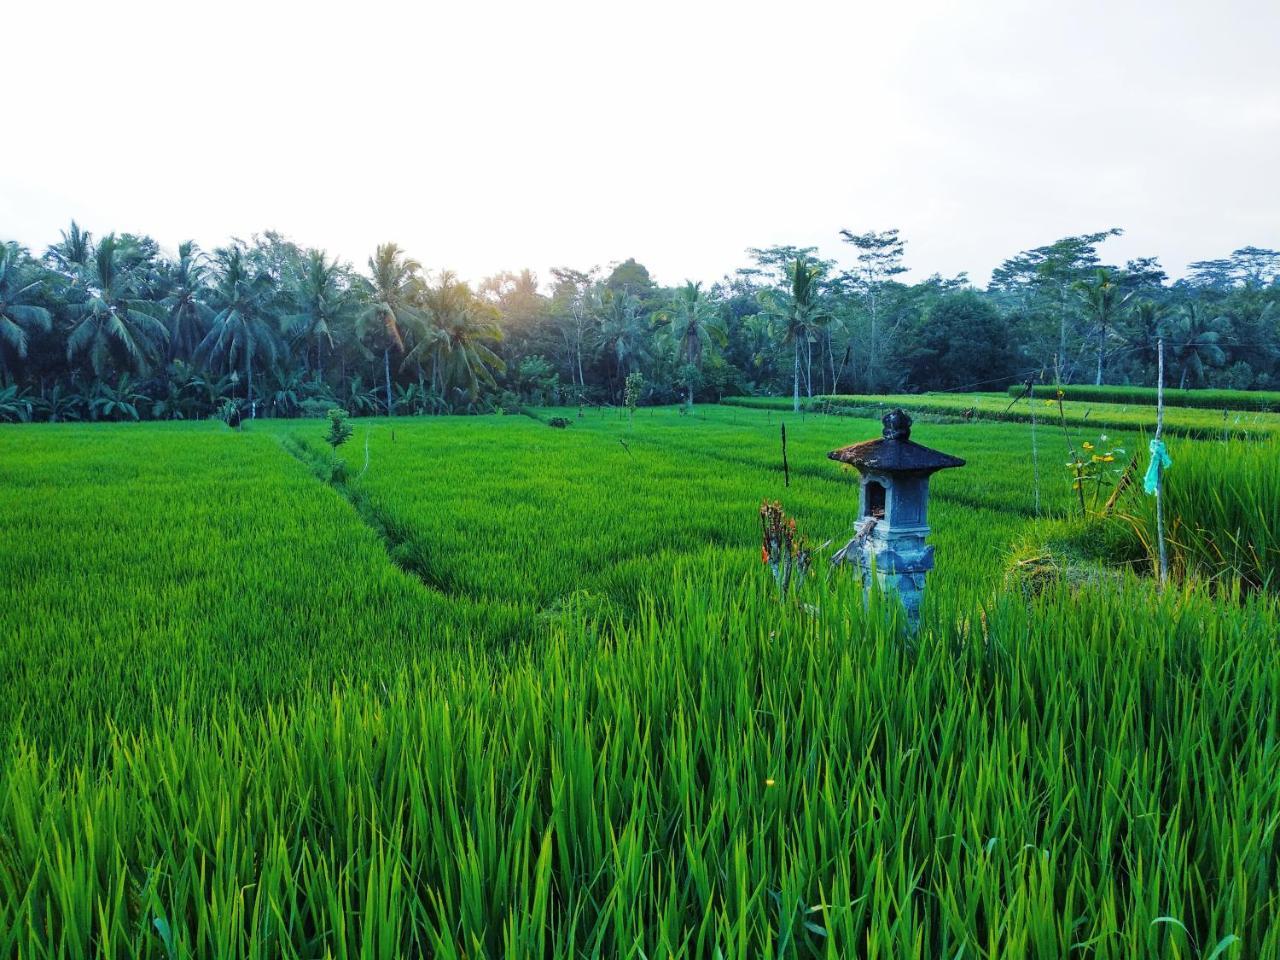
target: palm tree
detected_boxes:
[596,289,651,392]
[46,220,94,281]
[1126,300,1166,372]
[757,258,831,412]
[161,241,211,361]
[655,281,726,410]
[359,243,427,414]
[66,235,169,378]
[1073,268,1132,385]
[409,272,505,405]
[197,245,278,405]
[1165,303,1228,389]
[283,250,356,378]
[0,243,53,377]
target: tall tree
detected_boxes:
[197,245,277,405]
[595,288,651,389]
[655,281,725,410]
[604,258,656,302]
[46,220,94,281]
[1125,299,1167,373]
[0,243,53,378]
[549,267,597,391]
[1188,247,1280,289]
[410,272,505,404]
[757,258,832,412]
[359,243,427,414]
[161,241,211,361]
[66,235,169,378]
[905,291,1015,391]
[1165,303,1227,389]
[989,229,1122,379]
[284,250,356,378]
[1073,268,1133,385]
[839,229,906,390]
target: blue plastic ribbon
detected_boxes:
[1143,438,1171,495]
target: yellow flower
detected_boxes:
[1082,441,1094,450]
[1101,454,1115,462]
[765,778,776,788]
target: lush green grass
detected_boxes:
[1,407,1277,957]
[723,393,1280,439]
[0,423,517,749]
[1008,383,1280,412]
[1115,436,1279,592]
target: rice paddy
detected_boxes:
[723,393,1280,440]
[1,404,1276,958]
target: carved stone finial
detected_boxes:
[882,408,912,441]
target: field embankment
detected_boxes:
[722,392,1280,439]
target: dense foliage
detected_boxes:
[1,408,1275,956]
[2,226,1278,422]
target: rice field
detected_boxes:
[1007,384,1280,412]
[1,406,1277,958]
[723,393,1280,439]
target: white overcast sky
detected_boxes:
[3,0,1278,288]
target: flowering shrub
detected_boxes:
[1066,434,1126,514]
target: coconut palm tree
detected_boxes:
[197,245,278,405]
[46,220,94,281]
[161,241,211,361]
[595,288,651,391]
[757,258,832,412]
[1073,267,1133,385]
[66,235,169,378]
[283,250,356,378]
[0,243,54,377]
[359,243,428,414]
[655,281,726,410]
[1164,303,1228,389]
[409,272,505,406]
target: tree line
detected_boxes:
[1,223,1277,422]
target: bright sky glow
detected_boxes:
[3,0,1278,286]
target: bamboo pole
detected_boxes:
[1155,338,1168,588]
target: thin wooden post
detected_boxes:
[1030,387,1040,517]
[1155,338,1168,588]
[781,423,790,488]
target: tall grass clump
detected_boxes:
[1119,436,1279,591]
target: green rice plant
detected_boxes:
[1115,436,1279,591]
[722,393,1280,439]
[0,422,524,752]
[1,406,1276,956]
[1008,383,1280,412]
[1,566,1276,957]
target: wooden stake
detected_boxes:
[1029,383,1041,517]
[1155,337,1168,588]
[781,423,790,488]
